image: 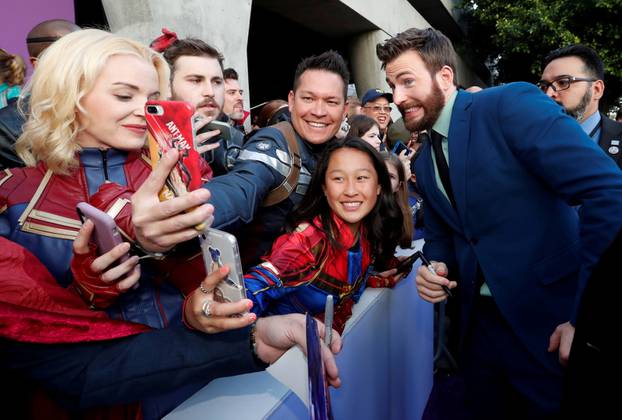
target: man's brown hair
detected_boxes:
[162,38,224,73]
[376,27,458,85]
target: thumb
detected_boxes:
[73,219,95,255]
[140,148,179,196]
[548,329,560,352]
[433,261,448,277]
[202,264,230,290]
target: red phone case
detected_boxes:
[145,100,203,197]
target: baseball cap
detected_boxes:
[361,88,393,105]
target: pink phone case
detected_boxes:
[76,202,128,262]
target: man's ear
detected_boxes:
[436,65,454,91]
[287,90,295,110]
[592,79,605,101]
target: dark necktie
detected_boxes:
[429,130,456,208]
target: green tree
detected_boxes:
[459,0,622,111]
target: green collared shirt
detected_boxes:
[429,90,491,296]
[430,91,457,202]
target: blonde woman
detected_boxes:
[0,28,276,418]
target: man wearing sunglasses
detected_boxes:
[540,45,622,168]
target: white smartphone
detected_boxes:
[199,228,246,304]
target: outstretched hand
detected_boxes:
[254,313,342,388]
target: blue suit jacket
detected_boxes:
[415,82,622,373]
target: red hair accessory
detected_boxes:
[150,27,178,52]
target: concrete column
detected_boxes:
[102,0,253,127]
[349,30,390,98]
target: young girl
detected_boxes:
[244,136,403,332]
[382,151,414,248]
[348,114,382,151]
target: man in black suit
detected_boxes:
[540,44,622,168]
[562,226,620,417]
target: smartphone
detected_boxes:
[196,119,232,143]
[145,100,203,197]
[198,228,246,304]
[76,202,128,263]
[146,100,206,230]
[392,140,411,156]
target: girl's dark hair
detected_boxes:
[381,151,413,247]
[347,114,378,138]
[289,136,404,267]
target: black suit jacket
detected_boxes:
[597,113,622,169]
[562,227,620,416]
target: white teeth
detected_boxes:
[342,202,361,209]
[308,122,328,128]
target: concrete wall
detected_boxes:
[2,0,75,79]
[102,0,253,116]
[344,0,483,97]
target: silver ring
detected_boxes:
[199,283,214,294]
[202,300,213,318]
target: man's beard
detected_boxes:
[562,87,592,122]
[399,79,445,132]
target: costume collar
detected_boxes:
[79,147,130,168]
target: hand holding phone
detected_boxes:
[76,202,128,263]
[145,100,205,230]
[197,119,233,143]
[392,140,411,156]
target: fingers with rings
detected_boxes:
[199,282,214,294]
[202,299,213,317]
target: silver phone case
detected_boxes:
[199,228,246,303]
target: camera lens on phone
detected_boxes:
[146,105,158,114]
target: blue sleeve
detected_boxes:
[205,127,287,230]
[1,325,262,409]
[244,265,294,315]
[499,83,622,319]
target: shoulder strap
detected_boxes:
[262,121,302,207]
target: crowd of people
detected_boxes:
[0,17,620,420]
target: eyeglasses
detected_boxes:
[537,76,597,93]
[364,105,392,113]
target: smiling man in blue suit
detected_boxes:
[377,28,622,419]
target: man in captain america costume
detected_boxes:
[131,50,353,269]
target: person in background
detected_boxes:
[151,28,243,175]
[0,49,25,109]
[243,136,403,332]
[0,19,80,169]
[348,114,381,151]
[360,88,393,141]
[540,44,622,168]
[223,67,249,132]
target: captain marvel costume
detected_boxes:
[244,213,372,333]
[0,147,213,324]
[0,147,246,419]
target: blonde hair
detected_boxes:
[0,49,26,86]
[16,29,170,174]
